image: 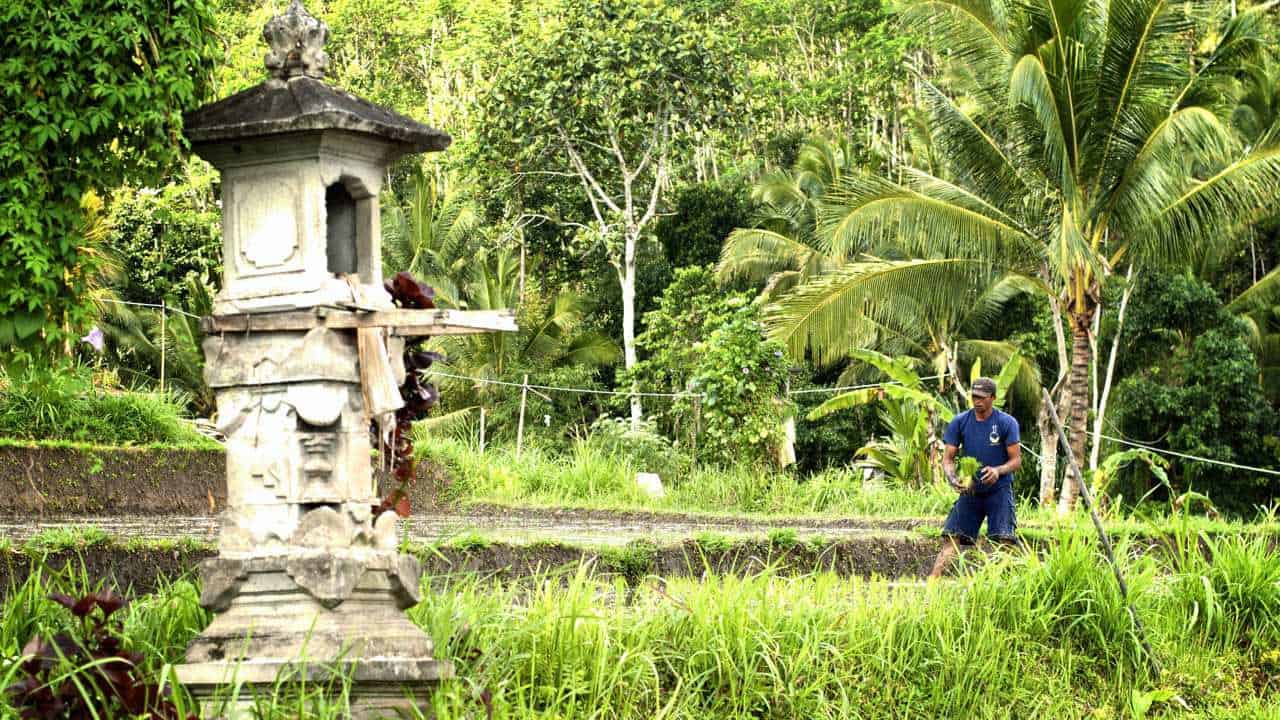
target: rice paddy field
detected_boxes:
[3,522,1279,719]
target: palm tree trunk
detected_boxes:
[1057,311,1093,514]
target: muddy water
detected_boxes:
[0,511,917,546]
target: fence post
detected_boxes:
[516,373,529,457]
[692,394,701,457]
[159,300,166,395]
[479,406,486,453]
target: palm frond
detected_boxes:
[1009,53,1079,204]
[1227,265,1280,314]
[717,228,817,286]
[765,258,992,366]
[901,0,1012,97]
[1086,0,1190,192]
[1144,133,1280,266]
[559,332,622,367]
[1106,106,1235,232]
[819,173,1037,263]
[919,80,1033,213]
[959,272,1040,336]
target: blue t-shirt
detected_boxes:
[943,408,1020,493]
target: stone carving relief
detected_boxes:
[263,0,329,81]
[234,179,301,272]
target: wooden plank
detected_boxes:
[201,308,517,336]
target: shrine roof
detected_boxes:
[183,77,450,153]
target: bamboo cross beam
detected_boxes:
[1042,389,1162,679]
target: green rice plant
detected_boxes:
[22,526,111,555]
[766,527,798,549]
[120,578,210,670]
[967,532,1159,676]
[0,558,101,660]
[692,532,734,554]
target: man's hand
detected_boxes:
[979,466,1000,485]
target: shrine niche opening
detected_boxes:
[324,176,376,282]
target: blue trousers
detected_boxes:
[942,483,1017,544]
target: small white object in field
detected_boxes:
[636,472,665,498]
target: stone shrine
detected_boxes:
[174,2,514,715]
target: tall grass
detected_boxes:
[4,530,1279,718]
[0,365,213,446]
[416,533,1280,718]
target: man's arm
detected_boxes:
[943,444,959,485]
[980,443,1022,484]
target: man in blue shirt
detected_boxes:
[928,376,1022,579]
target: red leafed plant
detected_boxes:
[6,590,194,719]
[374,272,442,519]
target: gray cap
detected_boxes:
[972,377,997,397]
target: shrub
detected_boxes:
[106,163,222,309]
[585,415,691,477]
[623,267,793,467]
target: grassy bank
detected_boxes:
[3,528,1279,718]
[419,436,1280,539]
[421,434,959,518]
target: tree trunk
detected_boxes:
[1058,311,1094,514]
[1090,267,1135,471]
[622,227,642,428]
[1036,399,1058,506]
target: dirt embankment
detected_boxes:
[0,444,451,516]
[0,445,226,514]
[0,534,942,600]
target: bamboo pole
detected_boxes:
[516,373,529,457]
[159,300,166,395]
[1042,389,1162,678]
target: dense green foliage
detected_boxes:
[1113,273,1280,510]
[622,268,792,466]
[105,163,220,309]
[0,0,221,356]
[654,177,757,270]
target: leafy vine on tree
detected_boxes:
[0,0,221,358]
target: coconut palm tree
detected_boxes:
[767,0,1280,510]
[717,134,856,299]
[381,164,481,308]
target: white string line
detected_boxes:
[101,298,203,320]
[1018,432,1277,476]
[786,374,948,395]
[425,370,704,398]
[426,369,953,400]
[1087,430,1280,477]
